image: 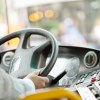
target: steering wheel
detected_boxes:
[0,28,59,77]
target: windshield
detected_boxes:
[1,0,100,50]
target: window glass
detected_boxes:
[0,0,7,36]
[2,0,100,50]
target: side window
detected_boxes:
[0,38,20,52]
[0,0,7,52]
[0,0,7,37]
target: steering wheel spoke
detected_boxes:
[18,32,26,49]
[34,39,51,53]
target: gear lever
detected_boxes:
[46,70,67,87]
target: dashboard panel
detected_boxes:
[49,46,100,88]
[60,46,99,72]
[0,46,100,89]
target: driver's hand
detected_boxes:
[25,70,49,89]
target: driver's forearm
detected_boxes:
[0,68,35,100]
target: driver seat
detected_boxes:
[18,87,81,100]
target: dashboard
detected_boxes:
[46,46,100,89]
[0,45,100,99]
[0,46,100,89]
[58,46,100,88]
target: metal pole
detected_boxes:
[4,0,10,34]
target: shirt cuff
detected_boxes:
[22,78,36,93]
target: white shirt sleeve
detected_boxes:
[0,68,35,100]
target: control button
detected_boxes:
[92,74,97,78]
[76,87,97,100]
[94,82,100,95]
[96,70,100,74]
[76,79,81,84]
[97,72,100,76]
[91,77,96,83]
[80,75,85,79]
[82,82,92,87]
[91,89,100,98]
[84,74,88,78]
[90,71,96,76]
[76,83,83,87]
[98,76,100,81]
[96,76,100,81]
[80,77,85,83]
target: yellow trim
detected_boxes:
[19,87,81,100]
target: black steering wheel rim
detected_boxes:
[0,28,59,77]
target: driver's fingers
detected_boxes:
[41,77,49,83]
[35,76,49,89]
[31,70,40,75]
